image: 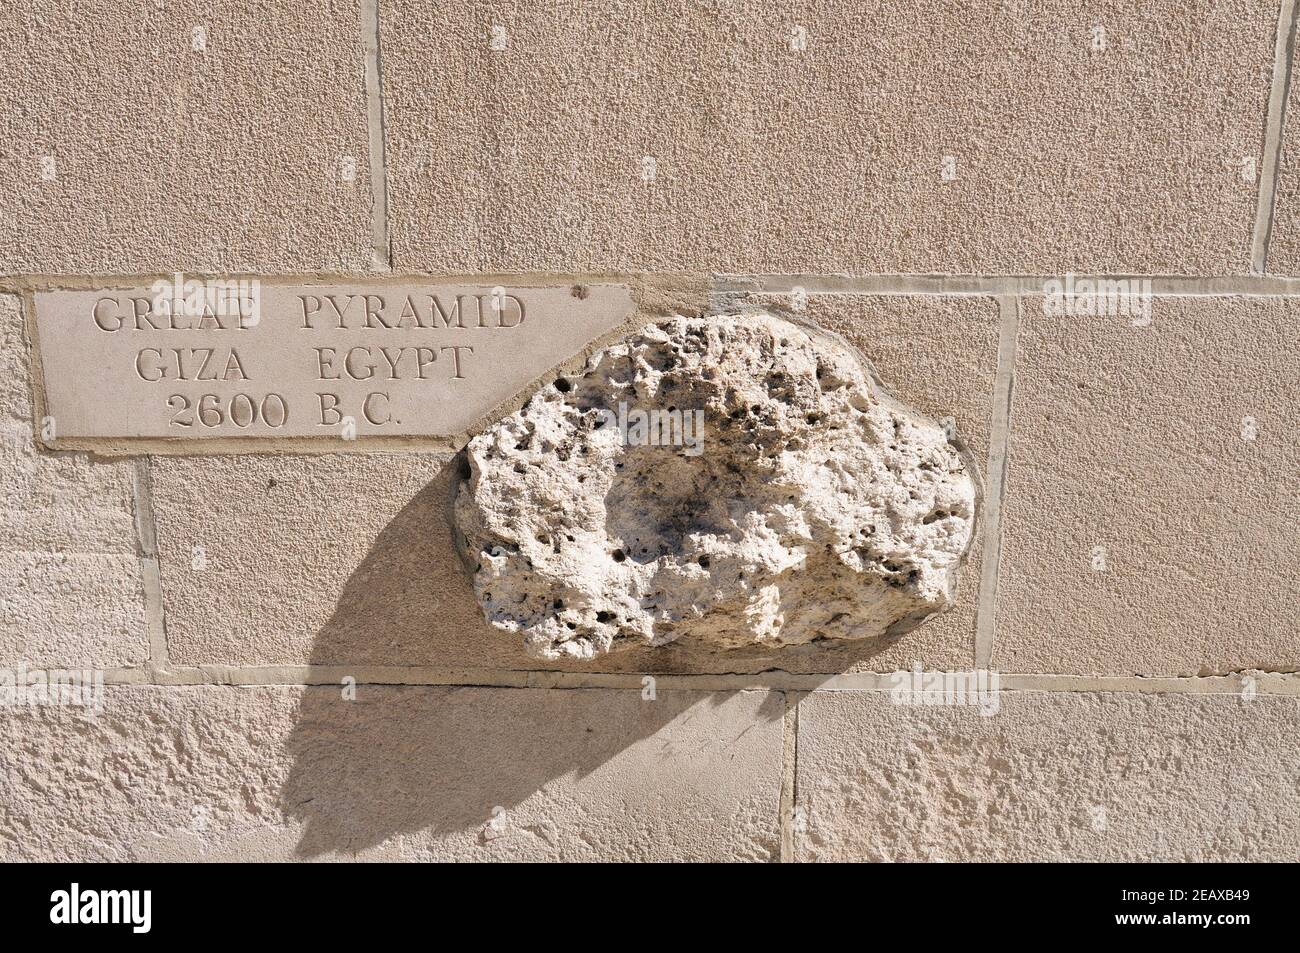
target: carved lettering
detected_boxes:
[37,283,632,440]
[93,297,124,331]
[441,345,473,379]
[363,392,392,425]
[134,348,248,382]
[428,295,463,329]
[318,393,342,425]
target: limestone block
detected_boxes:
[150,452,506,668]
[0,0,371,274]
[996,297,1300,675]
[0,294,147,667]
[0,551,146,668]
[456,313,978,659]
[0,686,782,862]
[747,293,1001,673]
[794,690,1300,861]
[382,0,1272,274]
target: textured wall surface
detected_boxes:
[2,1,1298,862]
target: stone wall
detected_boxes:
[1,0,1297,861]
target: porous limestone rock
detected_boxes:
[454,312,977,660]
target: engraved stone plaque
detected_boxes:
[33,282,634,441]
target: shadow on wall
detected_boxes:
[277,454,947,857]
[303,460,478,667]
[281,683,784,858]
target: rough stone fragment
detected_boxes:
[455,313,977,660]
